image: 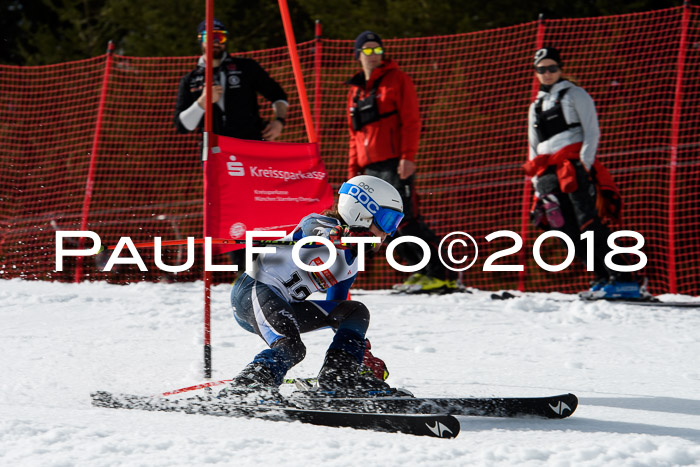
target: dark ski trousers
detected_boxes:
[535,161,631,282]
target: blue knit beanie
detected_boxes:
[197,18,227,34]
[354,31,383,59]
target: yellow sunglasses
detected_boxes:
[359,46,384,56]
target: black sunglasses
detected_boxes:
[535,64,560,74]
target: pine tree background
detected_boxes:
[1,0,683,65]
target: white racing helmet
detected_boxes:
[337,175,404,234]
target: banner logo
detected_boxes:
[227,156,244,176]
[229,222,246,238]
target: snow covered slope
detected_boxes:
[1,279,698,466]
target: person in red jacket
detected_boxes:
[346,31,456,293]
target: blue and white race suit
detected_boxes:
[230,213,372,385]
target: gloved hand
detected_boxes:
[543,194,565,228]
[530,198,546,228]
[328,225,375,250]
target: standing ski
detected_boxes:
[577,296,700,307]
[490,291,699,308]
[154,380,578,419]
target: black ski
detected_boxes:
[491,291,518,300]
[90,391,460,438]
[291,392,578,419]
[491,291,699,308]
[391,288,469,296]
[578,297,700,308]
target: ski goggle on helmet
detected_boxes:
[338,175,404,235]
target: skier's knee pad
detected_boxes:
[346,300,370,322]
[331,301,370,334]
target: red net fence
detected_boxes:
[1,5,699,295]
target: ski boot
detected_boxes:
[588,277,608,292]
[580,277,651,301]
[396,275,457,294]
[600,281,643,299]
[316,349,411,397]
[217,362,282,404]
[392,273,424,292]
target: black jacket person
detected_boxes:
[174,19,288,142]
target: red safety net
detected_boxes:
[1,6,698,295]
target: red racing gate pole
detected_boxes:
[314,20,322,141]
[278,0,317,144]
[202,0,215,379]
[74,41,115,282]
[667,1,689,294]
[517,15,546,292]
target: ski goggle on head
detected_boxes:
[198,30,228,44]
[339,183,404,235]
